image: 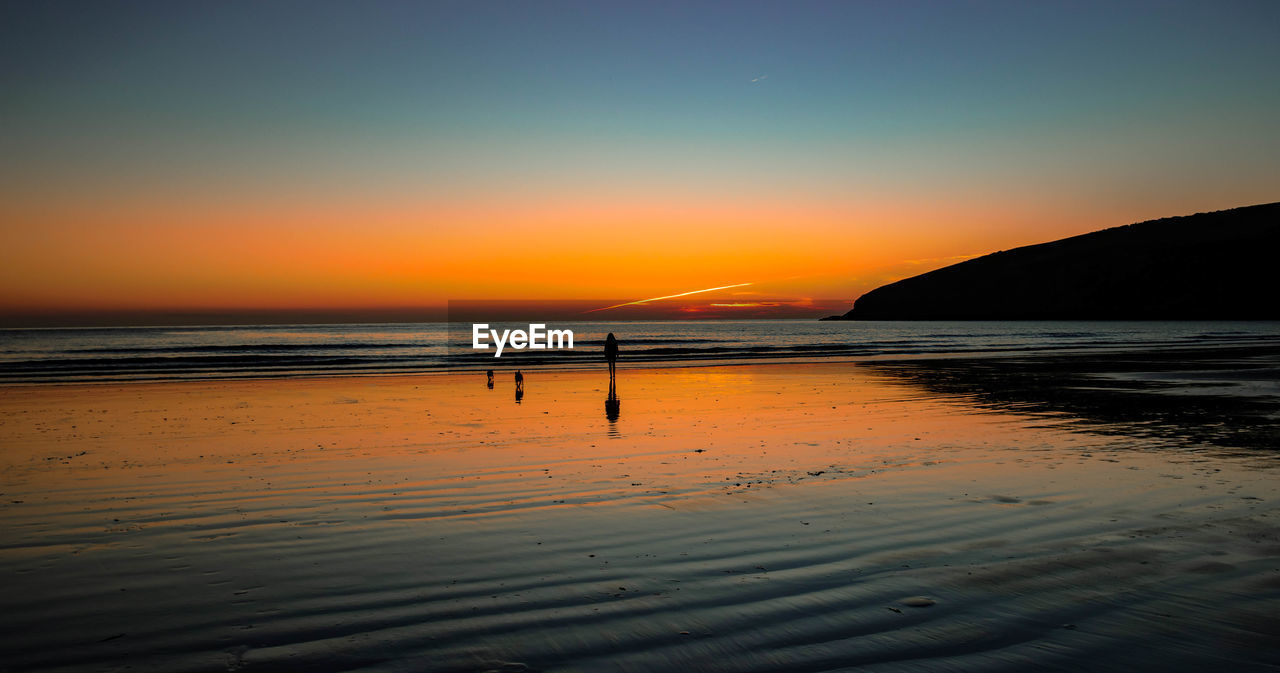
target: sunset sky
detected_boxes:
[2,1,1278,323]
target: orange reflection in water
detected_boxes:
[3,362,1276,673]
[0,361,1175,526]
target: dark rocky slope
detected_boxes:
[828,202,1280,320]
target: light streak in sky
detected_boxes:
[583,282,754,313]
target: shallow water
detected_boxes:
[3,320,1278,383]
[1,362,1277,671]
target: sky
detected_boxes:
[1,0,1278,324]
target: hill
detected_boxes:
[826,202,1280,320]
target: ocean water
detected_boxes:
[1,320,1278,384]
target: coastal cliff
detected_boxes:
[827,202,1280,320]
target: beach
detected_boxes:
[2,355,1278,672]
[7,0,1279,670]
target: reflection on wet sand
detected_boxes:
[862,343,1280,454]
[0,361,1276,672]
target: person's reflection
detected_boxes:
[604,333,620,424]
[514,370,524,404]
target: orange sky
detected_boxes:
[2,187,1230,320]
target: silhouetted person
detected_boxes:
[486,369,494,389]
[604,333,620,423]
[605,333,619,381]
[515,370,524,393]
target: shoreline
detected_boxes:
[3,338,1279,389]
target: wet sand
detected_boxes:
[1,358,1278,672]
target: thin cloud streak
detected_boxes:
[584,282,754,313]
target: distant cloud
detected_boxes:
[750,74,768,84]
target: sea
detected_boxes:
[2,320,1279,385]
